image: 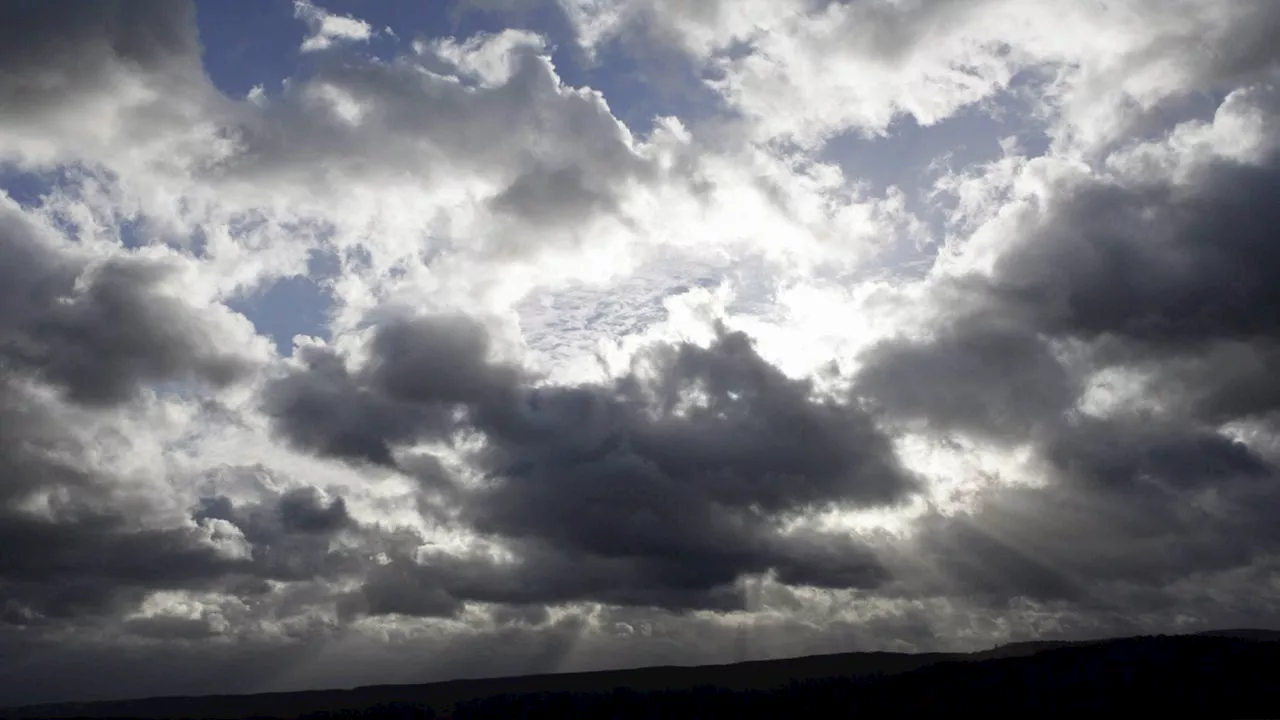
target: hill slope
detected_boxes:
[5,631,1279,718]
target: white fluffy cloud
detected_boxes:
[294,0,375,52]
[560,0,1280,150]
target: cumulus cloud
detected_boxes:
[846,78,1280,635]
[559,0,1280,148]
[294,0,375,53]
[0,197,265,406]
[3,0,1280,708]
[266,316,914,612]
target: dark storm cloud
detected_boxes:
[278,486,352,534]
[193,482,361,584]
[990,157,1280,349]
[0,380,243,624]
[0,612,602,707]
[268,319,917,611]
[0,199,281,630]
[850,144,1280,615]
[365,314,523,406]
[1132,340,1280,424]
[855,315,1080,443]
[859,149,1280,440]
[0,511,241,626]
[6,0,1280,705]
[0,318,362,627]
[0,459,375,631]
[0,0,200,118]
[0,202,255,406]
[981,151,1280,426]
[902,414,1280,608]
[263,313,519,466]
[264,344,427,467]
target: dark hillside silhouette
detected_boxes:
[5,631,1278,718]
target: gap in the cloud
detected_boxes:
[1101,89,1229,156]
[0,164,58,208]
[194,0,304,97]
[227,250,338,356]
[518,254,781,381]
[0,164,212,255]
[820,88,1049,199]
[563,35,730,132]
[196,0,699,140]
[195,0,453,98]
[820,71,1053,275]
[0,165,83,247]
[110,210,209,255]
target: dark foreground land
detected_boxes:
[6,629,1280,718]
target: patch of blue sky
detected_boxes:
[227,250,339,356]
[816,71,1055,278]
[567,33,729,133]
[188,1,727,356]
[195,0,710,138]
[0,163,59,208]
[194,0,526,99]
[821,72,1053,202]
[194,1,305,97]
[0,163,150,247]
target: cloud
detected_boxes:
[0,0,213,167]
[266,316,916,612]
[0,197,265,406]
[294,0,374,53]
[854,314,1081,443]
[0,375,241,626]
[839,81,1280,628]
[896,413,1280,614]
[561,0,1280,148]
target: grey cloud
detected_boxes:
[2,1,653,262]
[860,150,1280,442]
[365,314,523,406]
[123,613,226,641]
[0,613,597,707]
[855,315,1079,443]
[346,559,465,619]
[208,38,653,253]
[263,314,516,466]
[268,318,918,612]
[278,487,352,534]
[0,255,263,622]
[264,345,410,467]
[489,163,620,227]
[0,0,215,169]
[8,0,1280,706]
[0,397,247,623]
[901,416,1280,610]
[0,202,257,406]
[982,152,1280,427]
[1135,340,1280,424]
[842,104,1280,624]
[0,380,367,630]
[990,156,1280,349]
[193,481,360,584]
[0,0,201,120]
[16,258,252,405]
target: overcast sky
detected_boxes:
[2,0,1280,706]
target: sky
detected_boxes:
[1,0,1280,706]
